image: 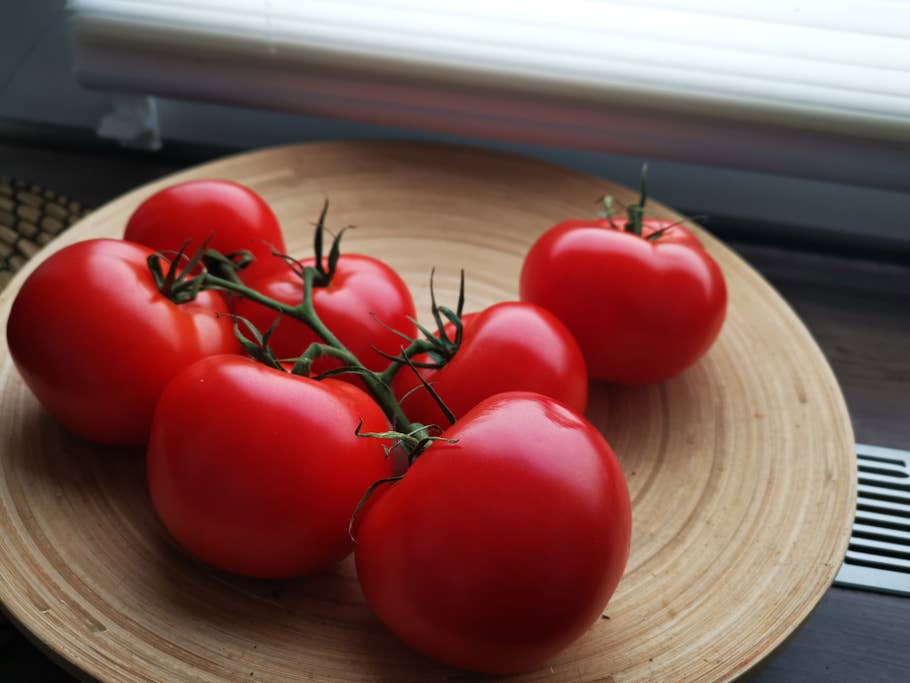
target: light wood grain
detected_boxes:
[0,141,856,682]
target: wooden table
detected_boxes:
[1,138,907,682]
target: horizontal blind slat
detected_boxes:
[70,0,910,140]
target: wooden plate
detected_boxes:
[0,142,855,682]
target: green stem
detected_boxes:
[377,338,439,385]
[202,268,417,435]
[290,342,357,376]
[208,273,303,316]
[625,163,649,237]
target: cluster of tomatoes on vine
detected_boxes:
[5,174,726,675]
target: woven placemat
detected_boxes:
[0,178,90,291]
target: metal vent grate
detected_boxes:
[835,444,910,596]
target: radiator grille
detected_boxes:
[835,444,910,595]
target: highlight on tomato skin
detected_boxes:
[392,301,588,425]
[124,179,289,284]
[520,218,727,385]
[146,354,392,579]
[354,391,631,675]
[5,238,241,446]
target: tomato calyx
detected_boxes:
[354,419,454,463]
[374,269,466,384]
[148,240,257,305]
[598,164,649,237]
[247,200,352,292]
[227,313,364,383]
[348,418,458,540]
[309,199,354,288]
[146,240,208,304]
[229,314,285,371]
[595,166,704,244]
[624,163,649,237]
[344,349,461,541]
[255,199,352,292]
[425,267,466,364]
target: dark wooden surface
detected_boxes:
[735,245,910,450]
[1,139,908,682]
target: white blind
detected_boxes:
[70,0,910,186]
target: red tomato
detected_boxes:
[6,239,239,445]
[124,180,287,282]
[233,254,416,374]
[393,302,587,425]
[147,354,391,578]
[355,392,631,674]
[520,217,726,384]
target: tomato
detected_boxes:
[520,216,727,384]
[354,392,631,674]
[124,179,287,283]
[233,254,416,375]
[147,354,391,578]
[6,239,239,445]
[393,301,587,425]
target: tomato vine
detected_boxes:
[147,209,465,461]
